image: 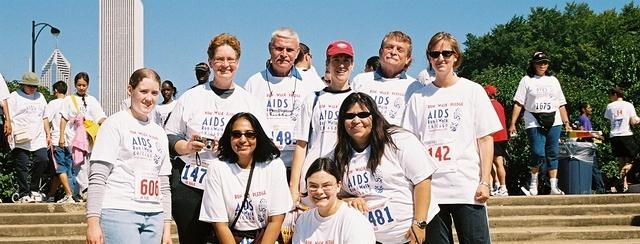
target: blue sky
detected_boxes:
[0,0,635,99]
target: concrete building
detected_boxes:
[40,48,71,94]
[99,0,144,115]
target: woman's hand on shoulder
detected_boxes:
[343,197,369,213]
[86,217,103,244]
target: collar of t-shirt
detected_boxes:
[374,67,407,80]
[209,81,234,98]
[267,64,303,80]
[322,87,352,94]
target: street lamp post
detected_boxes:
[31,20,61,73]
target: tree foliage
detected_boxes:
[461,2,640,193]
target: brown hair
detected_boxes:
[427,32,463,69]
[207,33,241,60]
[129,68,161,88]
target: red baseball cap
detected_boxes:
[326,40,354,58]
[484,84,497,96]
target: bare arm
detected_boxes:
[559,105,571,130]
[43,118,52,148]
[260,214,285,244]
[173,136,205,155]
[2,99,11,137]
[508,102,523,134]
[475,135,494,203]
[213,222,235,244]
[407,177,430,243]
[289,141,307,203]
[59,117,68,147]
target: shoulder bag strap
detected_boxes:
[70,95,80,114]
[229,161,257,230]
[307,91,321,143]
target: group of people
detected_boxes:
[1,26,637,244]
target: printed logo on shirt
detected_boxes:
[345,166,384,195]
[266,93,301,121]
[130,131,162,163]
[370,90,405,120]
[199,111,235,137]
[424,102,464,132]
[318,104,339,133]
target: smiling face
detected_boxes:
[306,170,340,209]
[269,36,299,76]
[327,54,353,86]
[533,61,549,76]
[344,103,372,149]
[128,78,160,119]
[209,44,239,84]
[428,39,459,77]
[230,118,257,162]
[379,38,411,77]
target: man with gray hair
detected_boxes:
[245,28,315,169]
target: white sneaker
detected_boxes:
[19,195,35,203]
[496,188,509,196]
[30,192,44,203]
[550,188,565,195]
[529,185,538,196]
[56,195,76,204]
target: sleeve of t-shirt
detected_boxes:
[0,73,10,101]
[401,95,420,137]
[474,85,502,138]
[199,162,228,223]
[344,208,377,243]
[293,93,314,142]
[158,130,172,176]
[628,103,638,118]
[268,159,294,216]
[396,131,437,184]
[89,116,120,165]
[60,98,72,120]
[513,76,528,105]
[604,105,612,120]
[553,77,567,106]
[44,102,55,120]
[164,95,187,139]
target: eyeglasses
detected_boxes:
[231,130,257,139]
[307,183,336,192]
[344,112,371,120]
[428,50,456,59]
[212,57,237,65]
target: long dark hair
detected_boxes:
[217,112,280,163]
[334,92,398,175]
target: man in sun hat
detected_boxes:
[7,71,50,203]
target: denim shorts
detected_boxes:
[101,209,164,244]
[53,146,73,174]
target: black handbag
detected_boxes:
[531,111,556,131]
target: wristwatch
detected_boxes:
[413,219,428,229]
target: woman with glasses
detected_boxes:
[292,157,375,243]
[60,72,108,201]
[508,51,571,196]
[336,92,437,244]
[199,112,292,243]
[164,33,270,244]
[402,32,501,244]
[86,68,172,244]
[290,40,355,206]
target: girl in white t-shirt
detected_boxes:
[290,40,356,206]
[335,92,437,244]
[292,157,375,244]
[154,80,177,127]
[86,68,172,244]
[199,112,292,243]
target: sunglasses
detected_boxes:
[231,130,257,139]
[428,50,456,59]
[344,112,371,120]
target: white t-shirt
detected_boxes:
[199,158,293,231]
[245,69,314,166]
[292,201,375,244]
[402,78,502,205]
[45,98,66,146]
[7,89,48,151]
[512,75,567,129]
[352,71,424,126]
[164,83,272,164]
[0,73,9,101]
[89,110,172,213]
[416,68,435,85]
[154,101,176,127]
[294,89,353,192]
[297,66,326,92]
[60,94,107,143]
[605,100,638,137]
[340,130,438,244]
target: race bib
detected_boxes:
[134,172,161,202]
[271,123,296,151]
[426,138,457,173]
[180,155,211,190]
[366,202,395,232]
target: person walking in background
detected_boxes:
[364,55,380,73]
[508,51,571,196]
[289,40,355,206]
[403,32,501,243]
[485,84,509,196]
[604,87,640,192]
[193,62,211,87]
[7,72,51,203]
[154,80,177,127]
[60,72,107,201]
[199,112,292,243]
[292,158,375,244]
[245,28,315,169]
[351,31,424,126]
[337,92,437,244]
[45,81,76,203]
[295,42,326,92]
[574,102,606,193]
[164,33,270,244]
[86,68,172,244]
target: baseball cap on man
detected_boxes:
[326,40,354,58]
[484,84,497,96]
[20,72,40,86]
[531,51,550,63]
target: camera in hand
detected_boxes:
[196,136,216,150]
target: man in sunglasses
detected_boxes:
[351,31,424,126]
